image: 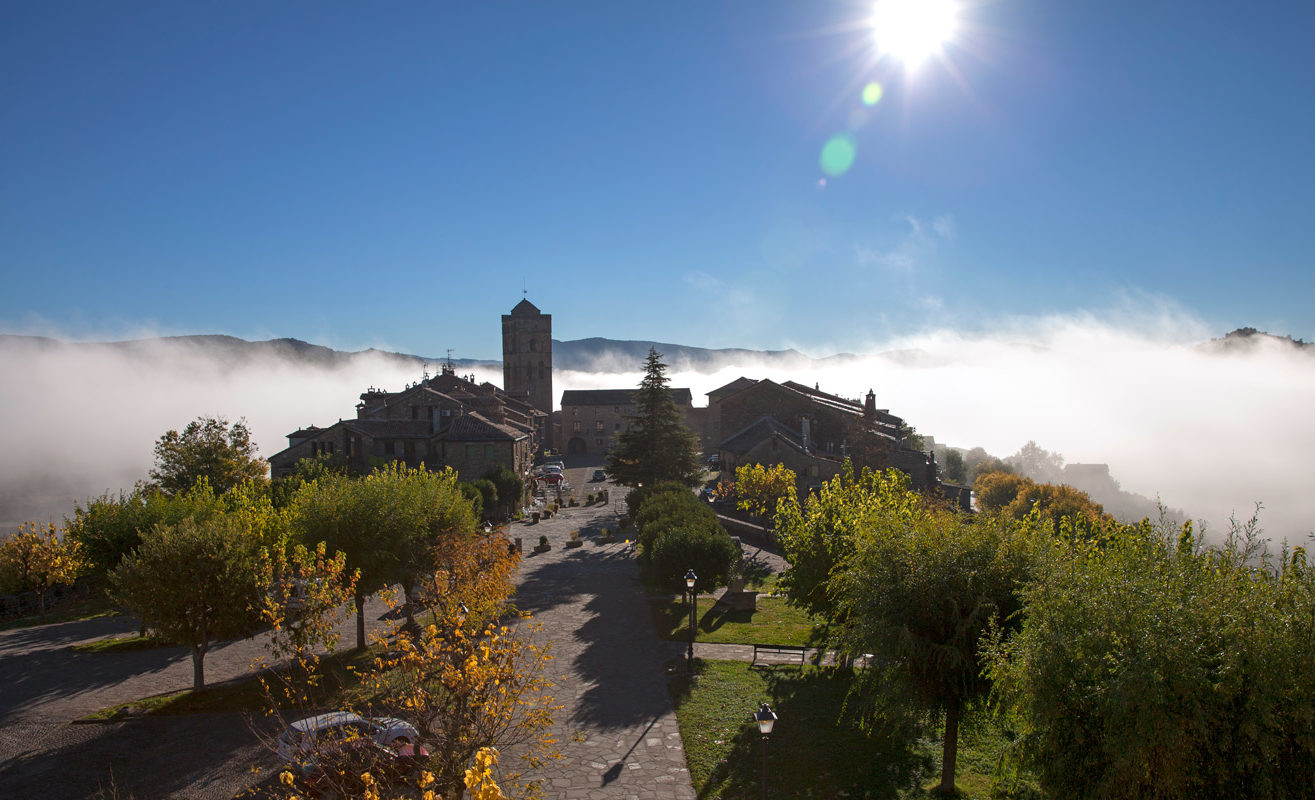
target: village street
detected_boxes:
[0,467,709,799]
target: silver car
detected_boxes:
[276,711,420,764]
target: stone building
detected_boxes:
[501,299,553,447]
[708,377,968,508]
[559,387,704,456]
[268,363,543,484]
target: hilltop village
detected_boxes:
[269,299,970,507]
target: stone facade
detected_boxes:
[560,387,702,456]
[710,377,965,507]
[501,299,553,447]
[268,364,542,487]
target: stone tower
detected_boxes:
[501,298,553,423]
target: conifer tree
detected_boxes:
[605,348,703,488]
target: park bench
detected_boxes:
[751,643,809,664]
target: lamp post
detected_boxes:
[754,702,777,800]
[685,569,697,675]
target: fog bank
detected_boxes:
[3,312,1312,546]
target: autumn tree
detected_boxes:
[291,463,478,650]
[974,470,1108,532]
[109,515,266,688]
[258,540,357,684]
[367,531,559,799]
[482,465,524,520]
[734,462,797,526]
[150,415,267,495]
[606,348,703,488]
[0,522,83,619]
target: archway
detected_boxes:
[566,437,587,455]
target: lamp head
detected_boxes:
[685,569,697,590]
[755,702,777,735]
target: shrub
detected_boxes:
[648,525,737,593]
[538,535,548,547]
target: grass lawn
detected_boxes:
[72,632,175,653]
[650,594,818,647]
[0,595,118,632]
[83,646,383,721]
[670,659,1028,799]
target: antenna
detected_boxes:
[522,278,527,298]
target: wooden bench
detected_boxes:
[751,643,809,664]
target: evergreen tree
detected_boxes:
[606,348,703,488]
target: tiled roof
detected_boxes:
[718,416,806,456]
[443,413,528,442]
[707,377,758,401]
[340,419,433,438]
[560,388,694,407]
[509,298,541,316]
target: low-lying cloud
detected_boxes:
[3,308,1312,547]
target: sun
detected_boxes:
[871,0,958,68]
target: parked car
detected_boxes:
[277,711,419,765]
[539,472,565,485]
[591,469,607,482]
[295,738,425,797]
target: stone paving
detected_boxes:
[0,467,743,799]
[507,490,696,800]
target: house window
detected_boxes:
[595,438,603,446]
[484,444,495,458]
[465,445,476,458]
[384,441,395,456]
[595,420,604,431]
[573,421,581,433]
[530,339,537,352]
[572,408,579,416]
[811,465,819,477]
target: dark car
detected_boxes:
[591,469,607,482]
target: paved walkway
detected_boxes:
[508,495,695,800]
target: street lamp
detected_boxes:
[754,702,777,800]
[685,569,697,674]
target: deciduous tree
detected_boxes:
[987,514,1315,799]
[150,415,267,495]
[109,515,266,688]
[733,462,797,526]
[0,522,83,619]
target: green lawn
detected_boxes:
[0,595,118,632]
[670,659,929,799]
[650,594,818,647]
[72,632,174,653]
[669,659,1030,800]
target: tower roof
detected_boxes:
[509,298,541,316]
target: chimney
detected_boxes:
[864,389,876,417]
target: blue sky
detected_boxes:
[3,0,1312,359]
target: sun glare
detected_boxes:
[871,0,958,68]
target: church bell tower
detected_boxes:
[501,299,553,440]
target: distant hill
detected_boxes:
[1202,327,1313,354]
[552,337,820,372]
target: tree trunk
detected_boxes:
[192,643,206,689]
[355,594,366,651]
[939,700,960,795]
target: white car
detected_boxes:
[277,711,420,764]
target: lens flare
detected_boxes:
[819,135,857,177]
[862,82,884,106]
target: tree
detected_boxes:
[816,484,1033,795]
[0,522,83,619]
[974,470,1108,532]
[605,348,703,488]
[734,462,797,526]
[1005,440,1064,483]
[259,540,358,682]
[65,481,228,578]
[987,514,1315,799]
[291,464,478,650]
[150,415,267,495]
[482,465,524,520]
[365,532,559,799]
[941,448,966,483]
[109,515,266,688]
[775,463,921,619]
